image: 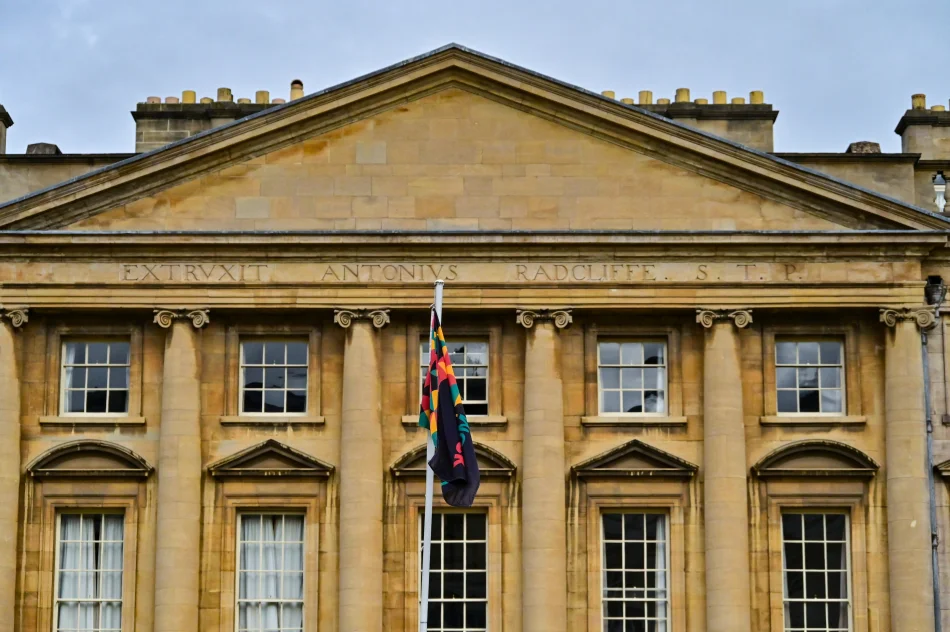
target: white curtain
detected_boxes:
[57,514,123,632]
[654,517,668,632]
[240,515,304,632]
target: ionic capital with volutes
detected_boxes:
[695,308,753,329]
[153,308,210,329]
[0,307,29,329]
[333,308,390,329]
[879,306,936,330]
[515,308,573,329]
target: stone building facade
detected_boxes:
[2,44,950,632]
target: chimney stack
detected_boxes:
[290,79,304,101]
[895,93,950,159]
[0,105,12,154]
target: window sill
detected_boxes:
[759,415,867,426]
[401,414,508,428]
[39,415,146,426]
[581,415,688,427]
[220,415,326,426]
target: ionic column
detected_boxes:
[517,308,572,632]
[0,308,27,628]
[696,308,753,632]
[880,307,936,632]
[152,309,209,632]
[334,308,389,632]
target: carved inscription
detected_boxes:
[110,261,890,285]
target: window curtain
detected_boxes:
[833,544,848,628]
[240,515,304,631]
[654,517,668,632]
[57,515,123,632]
[101,515,124,629]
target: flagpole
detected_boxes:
[419,279,443,632]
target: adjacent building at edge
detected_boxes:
[9,44,950,632]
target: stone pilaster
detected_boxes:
[880,306,936,632]
[335,308,389,632]
[0,308,26,629]
[152,309,208,632]
[696,308,752,632]
[517,308,571,632]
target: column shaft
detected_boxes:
[522,322,567,632]
[154,321,202,632]
[338,321,383,631]
[885,319,935,632]
[702,321,751,632]
[0,321,20,629]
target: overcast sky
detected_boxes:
[1,0,947,155]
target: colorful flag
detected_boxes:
[418,310,480,507]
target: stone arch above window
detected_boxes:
[208,439,334,478]
[26,440,153,479]
[391,442,516,478]
[752,440,879,478]
[571,438,698,479]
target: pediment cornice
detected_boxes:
[0,45,945,231]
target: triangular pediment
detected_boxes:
[208,439,334,478]
[571,439,697,479]
[0,45,943,231]
[27,440,153,479]
[391,442,515,478]
[752,440,878,478]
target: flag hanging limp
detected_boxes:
[418,310,480,507]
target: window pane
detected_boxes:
[110,343,130,365]
[622,368,643,389]
[599,343,620,365]
[799,390,820,413]
[467,378,487,401]
[798,342,820,365]
[87,343,109,364]
[264,390,285,412]
[86,390,107,413]
[777,390,798,413]
[287,391,307,413]
[819,367,840,388]
[287,367,307,389]
[66,390,86,413]
[604,514,623,541]
[644,390,664,414]
[602,391,621,414]
[444,514,464,540]
[243,341,264,365]
[798,367,818,388]
[264,342,285,365]
[109,367,129,389]
[66,367,86,389]
[621,343,643,365]
[776,367,796,389]
[819,341,842,365]
[88,367,108,389]
[601,368,620,389]
[622,391,643,414]
[264,367,284,388]
[107,390,128,414]
[66,342,86,364]
[467,514,486,540]
[243,390,263,413]
[286,342,307,365]
[643,343,664,365]
[821,390,843,413]
[776,342,796,365]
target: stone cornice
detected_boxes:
[516,308,572,329]
[153,308,210,329]
[696,308,753,328]
[0,46,945,230]
[879,306,937,330]
[333,309,390,329]
[0,307,28,329]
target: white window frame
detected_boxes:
[600,510,671,632]
[419,510,489,632]
[419,339,489,416]
[774,339,846,417]
[234,512,306,632]
[52,511,126,632]
[59,339,132,417]
[238,339,309,416]
[597,340,669,416]
[779,511,852,632]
